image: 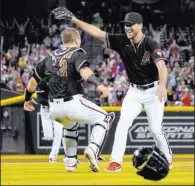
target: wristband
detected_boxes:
[25,89,34,101]
[87,74,101,86]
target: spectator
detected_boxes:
[43,36,52,48]
[14,18,30,47]
[190,92,194,106]
[180,88,191,106]
[167,85,174,106]
[108,83,116,106]
[15,71,24,92]
[115,86,125,106]
[149,23,167,45]
[169,40,180,66]
[27,22,37,44]
[177,29,188,46]
[167,67,177,90]
[92,13,103,28]
[18,41,30,69]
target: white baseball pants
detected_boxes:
[49,94,109,154]
[111,82,173,163]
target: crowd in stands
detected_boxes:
[1,13,194,106]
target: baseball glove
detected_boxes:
[48,7,73,26]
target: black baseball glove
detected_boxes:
[48,7,74,26]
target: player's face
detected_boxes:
[124,23,141,39]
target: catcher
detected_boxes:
[24,27,115,172]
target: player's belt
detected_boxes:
[49,97,74,103]
[130,82,159,90]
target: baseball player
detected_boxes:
[37,81,106,165]
[52,8,173,171]
[36,80,63,162]
[24,28,115,172]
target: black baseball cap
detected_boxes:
[120,12,143,26]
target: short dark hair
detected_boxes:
[61,28,81,44]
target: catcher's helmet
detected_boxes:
[132,146,169,181]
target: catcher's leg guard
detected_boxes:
[85,112,115,171]
[90,112,115,152]
[98,112,115,158]
[62,122,79,172]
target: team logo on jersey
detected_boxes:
[154,49,162,57]
[141,51,151,65]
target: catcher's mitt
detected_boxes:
[48,7,73,26]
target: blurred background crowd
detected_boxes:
[1,0,194,106]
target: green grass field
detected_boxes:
[1,154,194,185]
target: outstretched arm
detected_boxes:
[49,7,107,41]
[160,24,167,34]
[180,45,192,52]
[72,16,106,41]
[24,17,30,28]
[14,18,19,28]
[50,7,107,41]
[1,21,5,28]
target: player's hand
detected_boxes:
[71,16,77,22]
[24,99,38,111]
[97,85,109,98]
[156,85,167,102]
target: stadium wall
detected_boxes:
[1,103,25,153]
[1,91,194,154]
[1,88,22,100]
[27,105,194,154]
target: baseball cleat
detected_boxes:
[105,162,121,172]
[84,147,100,172]
[49,157,57,163]
[66,166,76,172]
[63,158,80,172]
[65,161,79,172]
[98,156,105,161]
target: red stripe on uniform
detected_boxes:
[79,99,106,116]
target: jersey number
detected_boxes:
[58,60,68,77]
